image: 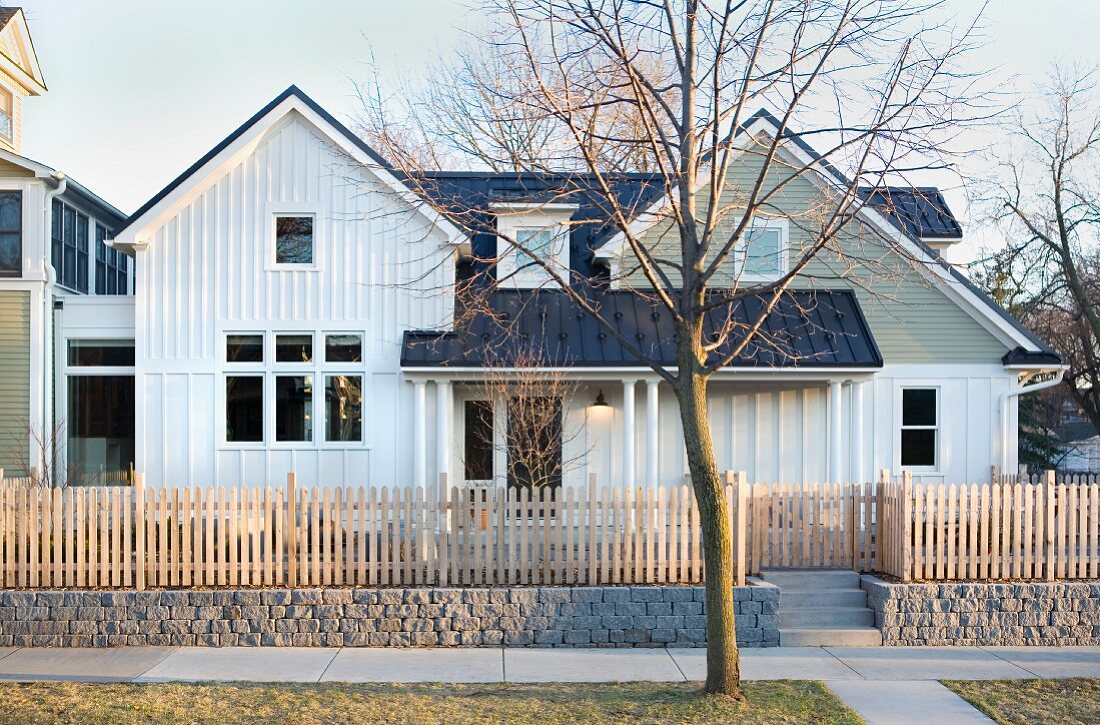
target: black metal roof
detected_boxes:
[401,288,882,369]
[1002,347,1063,367]
[859,187,962,239]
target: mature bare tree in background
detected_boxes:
[363,0,983,696]
[976,66,1100,432]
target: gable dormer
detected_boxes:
[491,201,578,288]
[0,7,46,154]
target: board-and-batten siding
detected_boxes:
[0,290,29,475]
[622,151,1009,365]
[136,112,454,487]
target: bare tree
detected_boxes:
[2,420,85,488]
[364,0,985,696]
[975,64,1100,433]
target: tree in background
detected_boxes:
[976,66,1100,439]
[363,0,985,696]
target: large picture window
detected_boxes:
[0,191,21,276]
[224,331,364,446]
[901,388,938,467]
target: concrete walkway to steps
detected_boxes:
[0,645,1097,723]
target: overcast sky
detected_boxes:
[15,0,1100,262]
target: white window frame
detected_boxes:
[0,85,13,143]
[219,328,367,449]
[739,217,790,282]
[493,204,577,289]
[898,385,940,472]
[265,202,321,271]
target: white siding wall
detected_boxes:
[448,364,1015,489]
[134,112,454,487]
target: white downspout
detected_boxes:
[999,368,1065,474]
[41,173,66,482]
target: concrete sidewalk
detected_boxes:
[0,645,1096,723]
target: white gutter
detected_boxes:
[999,367,1065,474]
[41,172,66,481]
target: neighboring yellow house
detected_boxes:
[0,7,127,479]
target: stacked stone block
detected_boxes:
[0,583,779,648]
[863,576,1100,646]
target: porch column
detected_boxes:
[829,380,843,483]
[436,380,452,482]
[851,380,865,484]
[413,379,427,487]
[646,380,659,487]
[623,379,637,487]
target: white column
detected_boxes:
[436,380,452,483]
[413,379,427,487]
[645,380,659,487]
[829,380,843,483]
[851,380,865,484]
[623,379,637,486]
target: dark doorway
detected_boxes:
[506,396,562,513]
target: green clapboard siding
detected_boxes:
[623,150,1009,364]
[0,290,30,475]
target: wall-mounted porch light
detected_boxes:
[592,390,609,408]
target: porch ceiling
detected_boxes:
[401,288,882,370]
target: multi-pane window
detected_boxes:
[51,200,91,293]
[94,223,127,295]
[0,191,21,276]
[224,331,363,445]
[901,388,938,467]
[275,216,314,264]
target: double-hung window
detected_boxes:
[0,87,12,142]
[0,190,21,276]
[900,387,938,468]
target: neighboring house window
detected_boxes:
[901,387,938,467]
[224,331,364,445]
[51,200,90,293]
[0,87,12,141]
[0,191,21,276]
[741,219,789,280]
[95,223,127,295]
[275,215,314,264]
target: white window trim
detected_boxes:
[265,202,322,271]
[495,209,574,289]
[219,328,367,449]
[897,385,940,472]
[739,217,790,283]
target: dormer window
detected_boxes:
[0,87,12,142]
[491,202,578,288]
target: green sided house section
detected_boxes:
[618,151,1010,365]
[0,289,29,476]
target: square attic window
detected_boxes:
[275,215,314,264]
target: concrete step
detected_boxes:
[780,626,883,647]
[781,588,868,609]
[780,607,875,628]
[758,568,861,590]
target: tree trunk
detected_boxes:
[677,371,742,697]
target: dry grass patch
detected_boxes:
[0,681,861,724]
[942,678,1100,725]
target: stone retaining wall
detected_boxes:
[0,583,779,648]
[863,575,1100,646]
